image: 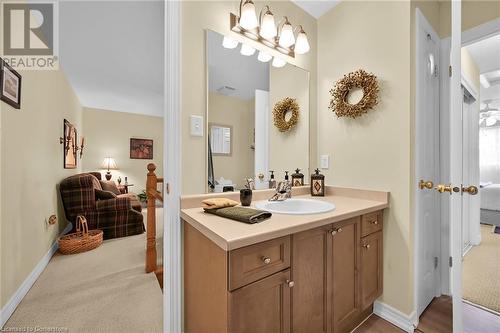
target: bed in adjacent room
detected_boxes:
[480,183,500,227]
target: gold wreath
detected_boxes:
[273,97,299,132]
[328,69,379,118]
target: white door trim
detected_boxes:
[414,8,442,321]
[462,17,500,46]
[164,1,182,332]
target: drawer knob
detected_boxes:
[363,244,371,249]
[286,280,295,288]
[371,220,378,225]
[262,256,271,264]
[331,228,342,236]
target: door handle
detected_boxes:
[434,184,460,195]
[419,180,434,190]
[462,185,478,195]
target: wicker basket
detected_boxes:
[58,216,103,255]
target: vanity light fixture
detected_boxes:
[230,1,311,58]
[257,51,272,62]
[259,6,277,40]
[272,57,287,68]
[240,44,256,56]
[278,17,295,48]
[294,26,310,54]
[222,36,239,49]
[239,0,258,30]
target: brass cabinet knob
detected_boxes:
[435,184,453,194]
[462,185,478,195]
[419,180,434,190]
[286,280,295,288]
[331,228,342,236]
[371,220,378,225]
[363,244,371,249]
[262,256,271,264]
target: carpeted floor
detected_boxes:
[463,224,500,314]
[5,223,163,332]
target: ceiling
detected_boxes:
[292,0,341,18]
[60,1,164,117]
[207,30,269,101]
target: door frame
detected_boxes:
[164,1,182,332]
[414,8,442,321]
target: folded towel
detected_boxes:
[202,198,239,210]
[204,206,272,224]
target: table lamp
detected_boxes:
[101,157,118,180]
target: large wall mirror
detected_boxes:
[206,30,310,192]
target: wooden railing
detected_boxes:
[146,163,163,280]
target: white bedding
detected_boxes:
[480,184,500,211]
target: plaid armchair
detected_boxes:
[60,173,144,239]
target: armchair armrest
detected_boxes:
[96,197,132,212]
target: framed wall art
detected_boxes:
[130,138,153,160]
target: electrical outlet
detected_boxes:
[320,155,330,169]
[190,115,203,137]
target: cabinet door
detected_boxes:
[360,231,383,309]
[229,269,291,333]
[292,225,331,333]
[331,217,361,333]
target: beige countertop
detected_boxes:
[181,186,390,251]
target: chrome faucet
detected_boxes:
[268,180,292,201]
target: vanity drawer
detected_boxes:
[229,236,291,290]
[361,211,383,237]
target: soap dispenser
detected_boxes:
[311,168,325,196]
[291,168,304,187]
[269,171,277,189]
[284,171,290,182]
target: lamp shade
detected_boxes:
[279,20,295,48]
[222,36,238,49]
[240,44,256,56]
[257,51,272,62]
[272,57,287,68]
[260,11,277,39]
[294,30,310,54]
[240,0,258,30]
[101,157,118,170]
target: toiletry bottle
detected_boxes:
[269,171,277,189]
[291,168,304,187]
[284,171,289,181]
[311,168,325,196]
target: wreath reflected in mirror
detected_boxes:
[329,69,379,118]
[273,97,299,132]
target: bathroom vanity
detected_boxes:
[181,186,389,333]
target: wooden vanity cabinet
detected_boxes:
[184,210,384,333]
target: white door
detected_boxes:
[449,1,464,331]
[462,87,472,255]
[415,9,441,317]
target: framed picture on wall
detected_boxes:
[130,138,153,159]
[0,58,22,109]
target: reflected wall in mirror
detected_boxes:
[206,30,310,192]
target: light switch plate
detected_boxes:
[320,154,330,169]
[190,115,204,137]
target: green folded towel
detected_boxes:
[204,206,272,224]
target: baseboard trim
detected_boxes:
[0,222,73,328]
[374,301,417,333]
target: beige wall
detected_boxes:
[269,65,310,181]
[181,0,317,194]
[0,70,82,308]
[318,1,413,315]
[208,93,254,188]
[82,108,163,192]
[461,47,480,92]
[440,0,500,38]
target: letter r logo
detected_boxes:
[3,3,54,56]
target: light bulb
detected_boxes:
[222,36,238,49]
[239,0,258,30]
[260,11,277,39]
[272,57,286,68]
[295,30,310,54]
[240,44,256,56]
[279,20,295,48]
[257,51,272,62]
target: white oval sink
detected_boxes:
[255,198,335,215]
